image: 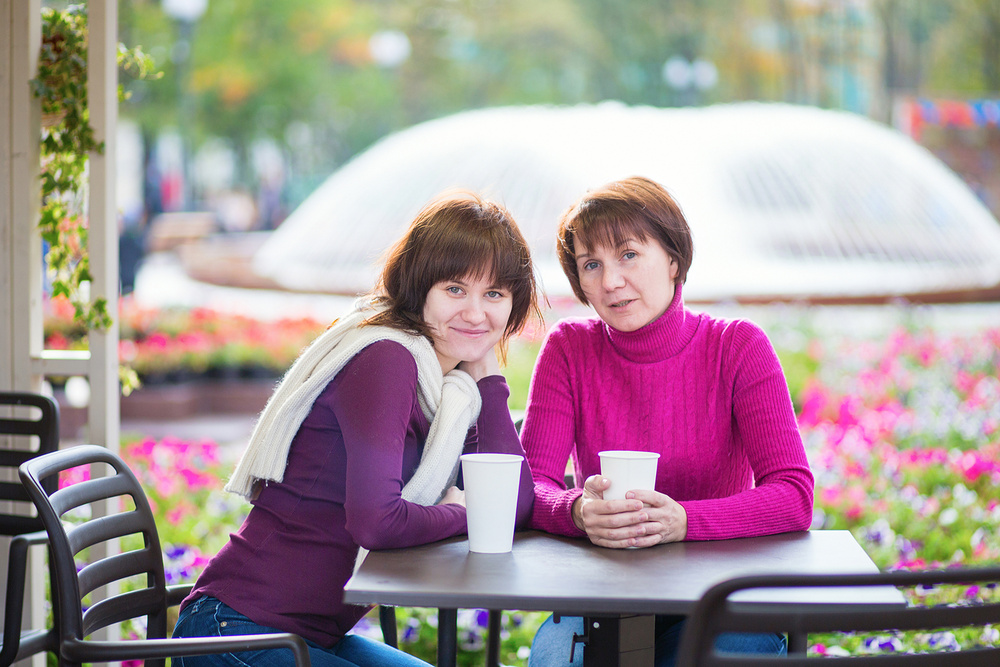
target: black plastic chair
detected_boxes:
[0,391,60,667]
[18,444,311,667]
[676,566,1000,666]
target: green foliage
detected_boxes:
[33,4,160,338]
[505,338,541,413]
[775,347,819,412]
[35,5,109,332]
[33,4,160,395]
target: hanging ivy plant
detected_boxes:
[32,4,160,394]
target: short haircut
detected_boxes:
[556,176,694,305]
[367,189,540,363]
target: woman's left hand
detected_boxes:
[624,489,688,546]
[457,348,501,381]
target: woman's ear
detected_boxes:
[669,257,680,282]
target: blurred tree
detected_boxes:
[116,0,1000,216]
[921,0,1000,96]
[121,0,397,207]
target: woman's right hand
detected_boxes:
[438,485,466,507]
[457,346,501,382]
[571,474,649,548]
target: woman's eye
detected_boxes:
[446,285,463,295]
[623,251,637,260]
[486,290,505,299]
[583,261,599,271]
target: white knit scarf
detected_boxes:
[224,298,482,510]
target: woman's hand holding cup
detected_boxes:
[572,475,649,548]
[572,474,688,548]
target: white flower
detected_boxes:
[938,507,959,526]
[981,627,1000,644]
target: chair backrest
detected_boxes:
[676,567,1000,666]
[18,444,173,647]
[0,391,59,536]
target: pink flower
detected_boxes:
[59,464,90,489]
[956,451,998,483]
[166,501,196,525]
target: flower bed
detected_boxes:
[44,296,328,384]
[799,325,1000,656]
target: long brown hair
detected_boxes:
[366,190,541,363]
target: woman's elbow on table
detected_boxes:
[785,473,816,532]
[345,503,410,551]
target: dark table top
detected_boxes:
[344,529,905,615]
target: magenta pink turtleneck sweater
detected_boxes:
[522,284,814,541]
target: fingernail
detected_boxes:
[639,513,648,521]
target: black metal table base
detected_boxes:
[579,614,656,667]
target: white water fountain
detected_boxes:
[253,102,1000,304]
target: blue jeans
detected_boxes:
[527,614,786,667]
[172,596,431,667]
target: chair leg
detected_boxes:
[378,606,398,648]
[486,610,502,667]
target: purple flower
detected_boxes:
[165,545,190,559]
[401,618,420,644]
[928,632,960,651]
[863,635,902,653]
[459,628,484,651]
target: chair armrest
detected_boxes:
[165,583,194,608]
[13,531,49,548]
[6,629,57,665]
[1,531,50,667]
[63,633,311,667]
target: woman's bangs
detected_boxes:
[423,227,495,287]
[575,211,652,253]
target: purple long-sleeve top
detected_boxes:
[183,340,533,647]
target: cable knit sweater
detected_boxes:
[522,284,814,541]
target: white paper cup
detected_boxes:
[598,450,660,500]
[460,453,524,553]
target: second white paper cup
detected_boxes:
[598,450,660,500]
[460,453,523,553]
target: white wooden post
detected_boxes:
[2,2,47,665]
[83,0,121,645]
[5,0,42,393]
[87,0,121,454]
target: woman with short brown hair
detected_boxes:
[524,176,812,665]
